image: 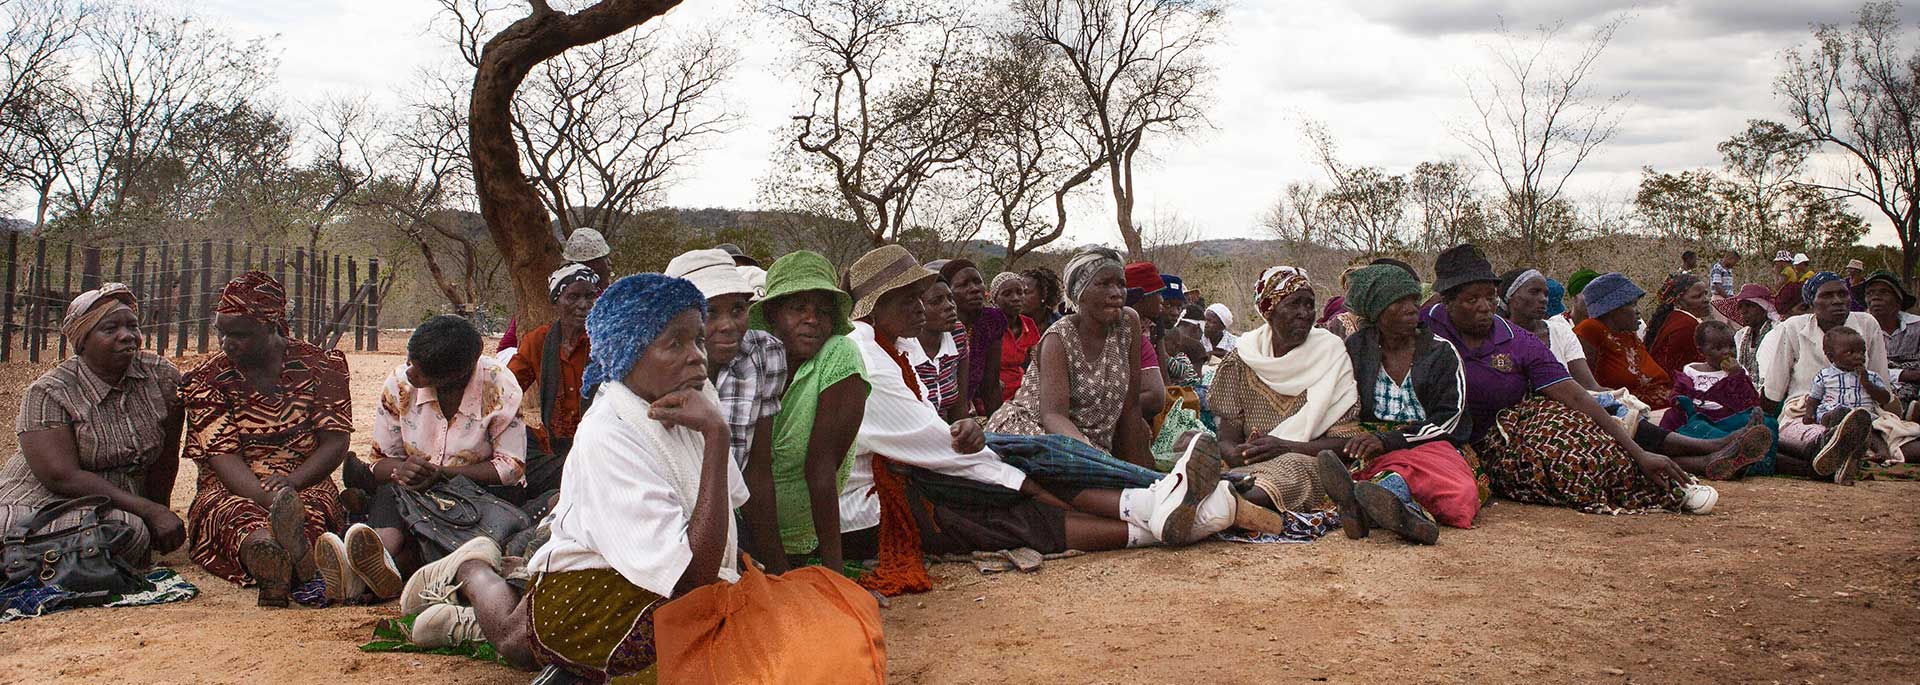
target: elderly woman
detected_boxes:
[992,272,1041,403]
[1204,303,1238,358]
[502,264,601,505]
[394,274,883,681]
[757,251,873,573]
[180,272,353,606]
[1757,272,1920,474]
[1503,268,1602,391]
[1859,272,1920,411]
[0,284,185,570]
[1645,273,1713,376]
[1316,265,1480,545]
[354,315,528,600]
[988,247,1152,465]
[940,259,1005,416]
[1574,274,1674,409]
[1423,245,1718,515]
[1206,266,1360,515]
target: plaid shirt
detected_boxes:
[715,329,788,468]
[1709,262,1735,298]
[1372,368,1427,423]
[1809,365,1885,418]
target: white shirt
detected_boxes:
[1208,330,1238,355]
[529,384,750,597]
[1757,312,1891,403]
[837,322,1029,532]
[1544,315,1585,365]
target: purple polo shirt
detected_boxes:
[1423,304,1573,443]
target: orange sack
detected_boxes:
[654,555,887,684]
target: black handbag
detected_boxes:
[2,496,148,601]
[392,476,533,563]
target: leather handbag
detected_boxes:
[2,496,148,600]
[392,476,532,563]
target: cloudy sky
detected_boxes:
[195,0,1919,246]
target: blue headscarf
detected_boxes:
[1545,278,1567,318]
[1802,271,1845,307]
[581,274,708,397]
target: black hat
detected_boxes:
[714,243,759,267]
[1862,270,1916,309]
[1433,244,1499,295]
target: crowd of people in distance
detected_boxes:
[5,227,1913,683]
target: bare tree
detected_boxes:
[1260,180,1326,245]
[1303,121,1409,255]
[763,0,989,246]
[1778,2,1920,277]
[969,34,1105,265]
[1408,160,1483,250]
[0,0,89,117]
[1013,0,1222,258]
[1715,119,1815,253]
[1455,16,1628,264]
[466,0,686,327]
[357,77,489,313]
[288,96,380,251]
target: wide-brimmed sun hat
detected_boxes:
[844,244,937,321]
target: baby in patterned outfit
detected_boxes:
[1807,326,1889,426]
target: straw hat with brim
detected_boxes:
[845,245,937,321]
[1862,270,1916,309]
[1432,244,1500,295]
[749,250,853,336]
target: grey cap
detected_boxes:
[562,228,611,262]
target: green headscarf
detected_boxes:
[1346,264,1421,323]
[1566,268,1601,296]
[749,250,854,336]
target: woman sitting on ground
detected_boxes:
[1644,273,1713,376]
[987,247,1153,466]
[1859,272,1920,411]
[757,251,874,573]
[353,316,527,600]
[180,272,353,606]
[993,272,1041,403]
[1203,303,1238,359]
[1502,268,1604,391]
[1721,284,1779,392]
[0,284,185,569]
[501,264,601,506]
[1574,273,1675,409]
[1207,265,1366,516]
[839,246,1248,595]
[912,273,968,423]
[939,259,1004,416]
[1757,272,1920,475]
[1423,245,1719,515]
[1317,265,1480,545]
[396,274,883,681]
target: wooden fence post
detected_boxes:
[1,232,16,362]
[82,246,100,292]
[367,257,381,352]
[349,257,362,351]
[222,239,234,292]
[155,242,170,356]
[197,239,212,353]
[112,246,125,284]
[57,242,71,359]
[28,236,45,361]
[272,247,286,297]
[132,245,147,350]
[292,247,306,340]
[174,241,190,357]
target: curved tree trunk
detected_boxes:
[469,0,684,325]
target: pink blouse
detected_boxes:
[372,355,528,485]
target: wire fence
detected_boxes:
[0,234,386,363]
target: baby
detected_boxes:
[1662,320,1761,426]
[1777,326,1885,483]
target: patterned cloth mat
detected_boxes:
[0,567,199,623]
[1214,509,1341,544]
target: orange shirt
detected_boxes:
[507,322,591,449]
[1574,318,1673,409]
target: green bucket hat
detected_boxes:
[749,250,854,336]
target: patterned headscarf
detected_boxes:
[1255,266,1312,317]
[582,274,707,398]
[1064,246,1124,302]
[1545,278,1567,317]
[548,263,601,303]
[61,283,137,346]
[1643,272,1701,346]
[1802,270,1846,306]
[989,271,1026,301]
[216,271,288,335]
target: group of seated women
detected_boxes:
[3,238,1907,682]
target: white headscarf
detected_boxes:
[1206,303,1234,331]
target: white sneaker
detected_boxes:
[1149,435,1225,546]
[402,536,502,616]
[1187,482,1240,540]
[410,604,485,649]
[344,523,403,600]
[312,532,365,603]
[1678,483,1718,515]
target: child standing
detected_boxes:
[1779,326,1881,485]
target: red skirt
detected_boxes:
[1353,441,1481,529]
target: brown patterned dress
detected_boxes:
[180,339,352,585]
[986,315,1138,454]
[1208,354,1363,512]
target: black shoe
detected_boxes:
[1315,450,1367,539]
[1354,482,1439,545]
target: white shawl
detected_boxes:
[1236,324,1357,442]
[600,381,741,584]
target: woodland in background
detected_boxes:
[2,0,1919,329]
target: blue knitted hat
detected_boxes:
[582,274,708,397]
[1802,271,1845,306]
[1583,272,1645,318]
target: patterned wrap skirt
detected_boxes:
[1230,452,1328,513]
[1476,396,1681,514]
[188,480,343,585]
[528,568,668,683]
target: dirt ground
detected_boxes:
[0,350,1917,684]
